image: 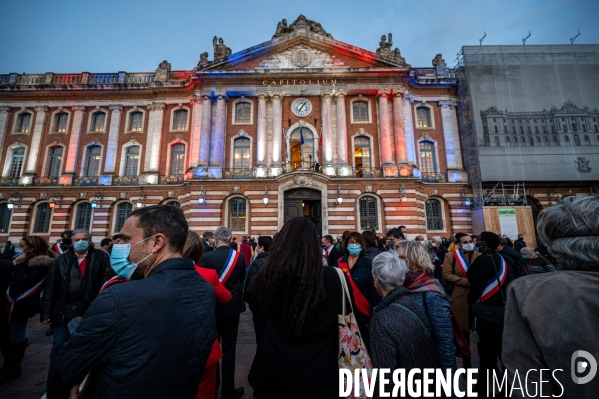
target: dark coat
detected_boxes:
[40,246,110,326]
[467,250,513,307]
[244,251,268,309]
[248,266,343,399]
[203,240,214,254]
[0,259,13,306]
[526,255,556,274]
[514,238,527,252]
[327,246,343,267]
[369,286,438,377]
[500,246,528,278]
[2,245,15,260]
[47,257,217,399]
[363,246,382,263]
[201,245,246,319]
[10,255,53,320]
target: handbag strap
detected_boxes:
[334,267,353,315]
[390,303,431,339]
[487,254,506,304]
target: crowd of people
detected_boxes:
[0,195,597,398]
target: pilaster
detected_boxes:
[62,105,86,184]
[101,104,123,185]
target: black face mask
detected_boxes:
[62,238,72,246]
[322,244,327,250]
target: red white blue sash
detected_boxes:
[453,249,471,276]
[434,251,442,264]
[53,243,64,255]
[322,248,328,258]
[480,255,508,302]
[218,249,240,284]
[5,276,46,318]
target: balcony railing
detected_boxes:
[421,172,448,183]
[0,177,19,186]
[159,174,185,184]
[353,167,383,178]
[112,176,139,186]
[73,176,99,186]
[32,176,59,186]
[223,169,254,179]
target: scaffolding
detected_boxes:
[482,182,528,206]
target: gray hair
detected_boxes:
[537,195,599,271]
[432,236,442,244]
[72,229,92,239]
[371,251,408,292]
[213,226,232,243]
[520,247,538,257]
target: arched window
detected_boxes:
[553,135,558,145]
[544,136,549,145]
[354,137,371,169]
[54,113,68,133]
[359,196,378,230]
[8,147,25,178]
[419,141,437,174]
[232,138,250,169]
[47,146,63,177]
[416,106,432,128]
[289,128,314,170]
[494,136,500,146]
[529,137,534,146]
[15,113,32,133]
[565,136,570,143]
[129,111,143,132]
[0,203,12,233]
[90,112,106,132]
[425,199,443,231]
[172,110,188,130]
[352,101,369,122]
[574,134,581,146]
[513,136,519,145]
[506,136,511,146]
[235,103,251,124]
[83,146,102,176]
[124,146,140,176]
[166,200,180,208]
[228,198,246,232]
[115,202,133,233]
[584,135,590,144]
[74,202,92,231]
[535,136,540,145]
[34,202,51,233]
[170,144,186,175]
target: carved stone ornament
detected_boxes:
[258,45,345,69]
[16,139,22,145]
[293,174,313,187]
[272,14,333,39]
[375,33,406,63]
[423,133,430,140]
[238,130,247,136]
[156,60,171,72]
[35,105,49,113]
[175,134,183,141]
[233,186,240,194]
[0,193,5,200]
[168,191,174,198]
[120,192,127,199]
[109,104,123,113]
[148,102,166,111]
[357,128,366,135]
[92,138,98,144]
[365,185,372,193]
[80,192,87,200]
[53,138,60,144]
[40,193,47,200]
[0,106,12,114]
[291,48,312,67]
[432,189,439,196]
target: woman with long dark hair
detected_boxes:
[247,217,345,398]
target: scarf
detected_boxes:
[404,270,446,298]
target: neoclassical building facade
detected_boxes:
[0,15,473,242]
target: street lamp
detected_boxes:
[137,191,146,208]
[335,185,343,205]
[399,184,407,203]
[263,185,269,205]
[198,186,206,205]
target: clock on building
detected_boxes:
[291,98,312,117]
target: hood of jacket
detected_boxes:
[27,254,54,268]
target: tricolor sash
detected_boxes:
[218,249,240,284]
[480,255,508,302]
[53,243,64,255]
[434,251,442,264]
[322,248,328,259]
[453,249,471,276]
[5,276,46,318]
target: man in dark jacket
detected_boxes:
[467,231,513,395]
[514,233,526,252]
[41,229,110,370]
[498,237,527,278]
[203,231,214,254]
[244,235,272,344]
[322,235,342,267]
[202,226,246,399]
[47,205,217,399]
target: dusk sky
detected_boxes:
[1,0,598,74]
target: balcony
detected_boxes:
[353,167,383,178]
[32,176,59,186]
[159,174,185,184]
[0,177,19,186]
[112,176,139,186]
[73,176,100,186]
[421,172,448,183]
[223,169,254,179]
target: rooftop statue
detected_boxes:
[197,52,209,67]
[376,33,406,64]
[432,54,447,67]
[272,15,333,39]
[213,37,232,60]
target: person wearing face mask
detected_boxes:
[321,235,342,267]
[520,247,556,274]
[40,229,110,376]
[336,232,382,349]
[442,232,480,369]
[52,230,74,255]
[47,205,217,399]
[0,236,52,385]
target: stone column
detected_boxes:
[0,107,11,153]
[392,90,407,165]
[377,89,396,176]
[335,91,351,176]
[23,105,49,182]
[402,92,417,166]
[189,95,203,169]
[255,91,268,177]
[198,92,212,173]
[102,104,123,184]
[209,91,227,178]
[439,100,466,182]
[142,102,165,184]
[320,90,335,175]
[270,91,283,176]
[62,105,86,184]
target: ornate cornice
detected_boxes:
[0,106,12,114]
[269,90,284,100]
[438,100,457,109]
[147,102,166,111]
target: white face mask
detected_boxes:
[462,243,475,252]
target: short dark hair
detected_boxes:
[398,225,406,229]
[470,235,477,240]
[499,237,508,246]
[202,232,214,240]
[362,230,378,248]
[323,235,334,245]
[61,230,73,239]
[386,228,401,239]
[128,205,188,253]
[455,232,469,243]
[101,238,112,247]
[5,241,10,245]
[479,231,500,250]
[258,235,273,252]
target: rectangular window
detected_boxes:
[34,204,51,233]
[170,144,186,175]
[47,147,63,177]
[172,110,188,130]
[235,103,251,124]
[416,107,432,128]
[54,113,68,133]
[359,196,378,230]
[228,198,246,232]
[16,113,31,133]
[9,148,25,178]
[91,113,106,132]
[352,102,369,122]
[129,112,143,132]
[124,146,140,176]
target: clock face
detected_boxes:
[292,98,312,117]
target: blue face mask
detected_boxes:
[14,247,23,254]
[523,256,529,260]
[110,236,155,279]
[74,240,89,252]
[347,244,362,256]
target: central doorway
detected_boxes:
[284,188,322,235]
